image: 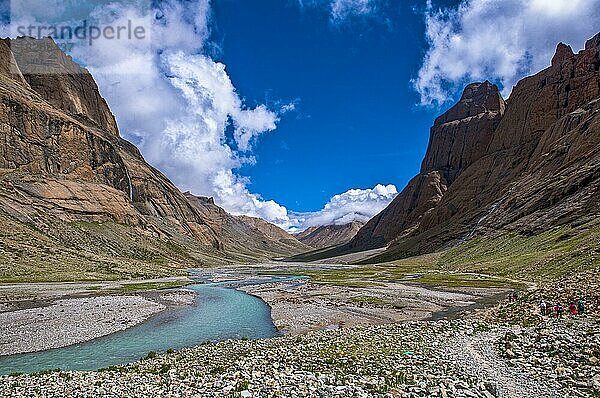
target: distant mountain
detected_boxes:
[0,37,307,282]
[235,215,309,250]
[297,33,600,263]
[295,221,364,249]
[184,195,311,257]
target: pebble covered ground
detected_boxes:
[1,317,598,397]
[0,296,165,356]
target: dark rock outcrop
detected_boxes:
[305,33,600,263]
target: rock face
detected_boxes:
[421,81,505,184]
[0,37,306,281]
[346,172,448,251]
[295,221,364,249]
[311,33,600,262]
[5,38,119,135]
[344,82,504,253]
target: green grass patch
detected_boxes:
[31,368,61,376]
[437,223,600,282]
[299,222,599,288]
[98,365,127,373]
[235,379,250,392]
[313,279,385,288]
[413,272,527,289]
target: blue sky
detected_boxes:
[212,0,446,212]
[4,0,600,230]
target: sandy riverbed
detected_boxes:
[190,262,513,335]
[0,278,195,356]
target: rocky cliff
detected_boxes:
[306,33,600,263]
[295,221,364,249]
[5,38,119,135]
[343,81,505,253]
[0,37,305,282]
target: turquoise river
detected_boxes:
[0,277,301,375]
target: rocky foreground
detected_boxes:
[2,317,598,398]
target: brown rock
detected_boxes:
[306,32,600,263]
[330,83,503,255]
[422,81,505,184]
[0,39,29,87]
[378,32,600,260]
[585,32,600,50]
[347,171,448,252]
[7,37,119,136]
[551,43,574,66]
[295,221,364,249]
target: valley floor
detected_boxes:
[0,263,598,397]
[240,276,507,334]
[192,263,514,334]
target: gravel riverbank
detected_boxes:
[0,278,196,356]
[0,296,165,356]
[1,318,598,397]
[240,278,505,334]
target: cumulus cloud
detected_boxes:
[415,0,600,105]
[6,0,397,231]
[291,184,398,231]
[330,0,378,21]
[8,0,291,224]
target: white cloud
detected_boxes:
[5,0,397,232]
[330,0,378,21]
[279,102,297,114]
[415,0,600,105]
[7,0,292,225]
[232,105,278,152]
[291,184,398,231]
[297,0,381,22]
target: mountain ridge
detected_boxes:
[293,33,600,264]
[0,37,306,282]
[295,221,365,249]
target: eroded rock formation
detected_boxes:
[307,33,600,262]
